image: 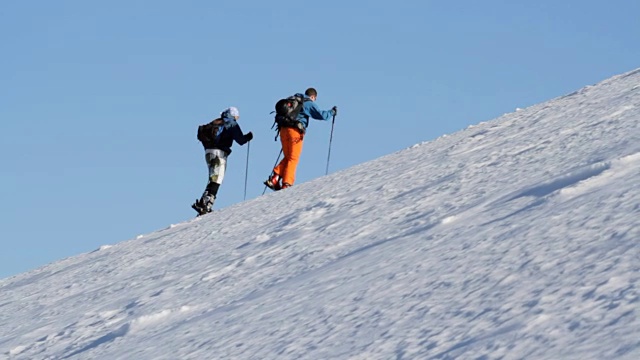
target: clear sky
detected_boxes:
[0,0,638,279]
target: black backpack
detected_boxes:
[273,95,308,132]
[197,118,225,145]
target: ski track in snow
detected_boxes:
[1,69,640,359]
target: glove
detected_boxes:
[332,106,338,116]
[245,131,253,141]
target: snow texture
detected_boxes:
[1,69,640,359]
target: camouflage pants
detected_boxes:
[205,149,227,185]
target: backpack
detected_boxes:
[197,118,225,145]
[273,95,308,132]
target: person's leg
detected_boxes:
[267,128,292,190]
[280,128,303,187]
[199,150,227,212]
[208,150,227,188]
[273,128,292,177]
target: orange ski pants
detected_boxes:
[273,127,304,186]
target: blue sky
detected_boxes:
[1,0,638,279]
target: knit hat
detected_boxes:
[221,106,240,119]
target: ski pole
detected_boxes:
[325,114,336,175]
[244,141,251,200]
[262,148,283,195]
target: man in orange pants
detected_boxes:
[265,88,337,190]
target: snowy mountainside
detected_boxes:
[1,69,639,359]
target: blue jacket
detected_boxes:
[295,93,335,129]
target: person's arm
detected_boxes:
[308,102,335,121]
[230,124,252,145]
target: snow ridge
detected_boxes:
[1,68,640,359]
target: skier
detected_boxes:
[265,88,337,190]
[192,107,253,215]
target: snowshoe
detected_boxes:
[191,199,211,216]
[264,174,282,191]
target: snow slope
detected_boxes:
[1,69,639,359]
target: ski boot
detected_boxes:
[264,173,282,191]
[191,193,215,216]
